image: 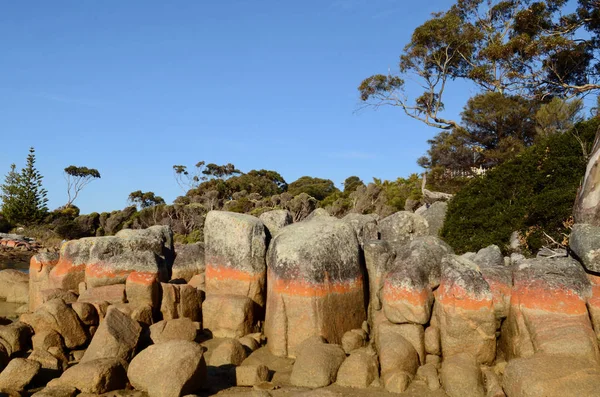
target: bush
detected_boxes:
[0,214,11,233]
[442,118,598,255]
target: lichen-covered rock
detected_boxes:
[47,358,128,394]
[378,211,429,243]
[435,255,496,365]
[49,225,174,291]
[503,353,600,397]
[265,217,366,357]
[570,223,600,272]
[472,245,504,268]
[420,201,447,237]
[382,237,452,325]
[500,257,599,363]
[342,213,378,246]
[128,340,207,397]
[204,211,267,307]
[364,240,395,326]
[81,306,141,363]
[126,271,160,310]
[290,340,346,388]
[40,289,78,305]
[478,260,512,320]
[202,294,256,338]
[29,253,60,312]
[259,209,293,236]
[172,243,205,282]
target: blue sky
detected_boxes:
[1,0,479,214]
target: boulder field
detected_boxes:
[0,209,599,396]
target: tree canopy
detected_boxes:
[64,165,101,208]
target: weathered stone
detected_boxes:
[205,211,267,307]
[304,208,332,221]
[478,262,512,320]
[203,294,255,338]
[375,318,420,380]
[188,274,205,291]
[341,329,366,354]
[424,325,441,356]
[70,302,98,326]
[290,341,346,388]
[0,322,32,357]
[378,211,429,243]
[111,303,154,326]
[78,284,125,305]
[435,255,496,365]
[588,273,600,341]
[383,369,412,394]
[208,338,247,367]
[500,257,599,363]
[417,363,440,391]
[473,245,504,267]
[364,240,395,326]
[440,353,485,397]
[259,210,293,237]
[382,237,452,325]
[481,367,504,397]
[160,283,202,322]
[31,386,78,397]
[342,213,378,246]
[236,364,269,386]
[125,271,160,309]
[0,270,29,305]
[0,358,40,391]
[570,223,600,272]
[32,329,64,352]
[239,335,260,352]
[21,300,87,350]
[503,353,600,397]
[128,340,207,397]
[149,318,198,344]
[336,348,378,388]
[49,226,174,291]
[172,243,205,282]
[29,348,67,372]
[265,218,366,357]
[47,358,128,394]
[81,306,141,363]
[420,201,447,237]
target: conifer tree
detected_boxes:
[0,147,48,225]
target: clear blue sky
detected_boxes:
[1,0,476,214]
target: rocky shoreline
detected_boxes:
[0,207,598,396]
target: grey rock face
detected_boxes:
[570,223,600,272]
[379,211,429,244]
[259,209,292,237]
[420,202,448,237]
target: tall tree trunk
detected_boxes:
[574,129,600,225]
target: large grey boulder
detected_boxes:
[364,240,396,326]
[420,202,448,236]
[172,243,205,282]
[473,245,504,267]
[265,217,366,357]
[570,223,600,272]
[435,255,496,365]
[259,209,293,236]
[128,340,207,397]
[48,225,174,290]
[342,213,378,246]
[378,211,429,243]
[204,211,267,307]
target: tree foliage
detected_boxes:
[128,190,166,209]
[64,165,101,208]
[287,176,339,201]
[0,148,48,226]
[442,117,599,255]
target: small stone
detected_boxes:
[209,338,248,367]
[236,364,269,386]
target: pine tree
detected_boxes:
[0,147,48,225]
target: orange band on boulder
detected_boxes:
[269,271,363,298]
[437,283,493,311]
[206,263,263,282]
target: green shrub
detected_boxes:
[442,118,598,255]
